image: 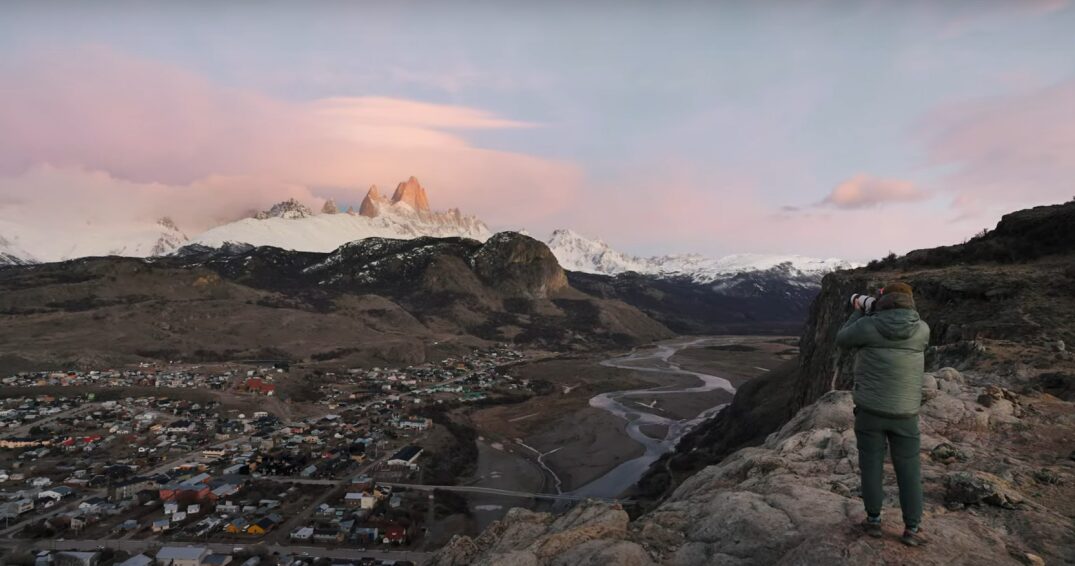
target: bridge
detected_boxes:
[376,482,633,504]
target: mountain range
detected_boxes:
[0,177,853,296]
[0,231,671,373]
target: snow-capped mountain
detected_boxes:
[0,233,36,266]
[0,216,187,262]
[193,177,491,252]
[546,228,854,284]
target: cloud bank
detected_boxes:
[0,47,581,247]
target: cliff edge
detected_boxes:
[433,200,1075,565]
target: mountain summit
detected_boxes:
[390,176,431,212]
[194,177,491,251]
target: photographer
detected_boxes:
[836,281,930,546]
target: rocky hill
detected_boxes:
[0,232,671,372]
[434,200,1075,565]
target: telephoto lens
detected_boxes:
[850,293,878,314]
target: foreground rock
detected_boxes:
[436,369,1075,565]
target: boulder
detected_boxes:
[943,471,1024,509]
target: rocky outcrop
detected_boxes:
[440,200,1075,566]
[471,232,569,299]
[795,200,1075,415]
[391,176,431,212]
[254,198,313,219]
[321,199,339,214]
[439,370,1075,564]
[358,185,384,218]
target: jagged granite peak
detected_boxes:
[194,179,492,251]
[391,176,431,212]
[359,185,385,218]
[321,199,339,215]
[254,198,313,220]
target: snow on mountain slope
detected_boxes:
[0,215,188,262]
[193,178,491,252]
[0,233,36,266]
[546,228,854,283]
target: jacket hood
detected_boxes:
[873,308,922,340]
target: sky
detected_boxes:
[1,0,1074,261]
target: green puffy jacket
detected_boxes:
[836,306,930,418]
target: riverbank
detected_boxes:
[466,335,793,500]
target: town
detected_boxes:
[0,345,534,566]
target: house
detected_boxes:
[167,420,196,434]
[344,491,377,510]
[312,527,344,543]
[34,487,68,500]
[387,445,423,467]
[79,496,107,512]
[53,551,100,566]
[156,546,211,566]
[382,524,407,544]
[10,498,35,514]
[209,483,241,501]
[396,417,430,431]
[117,555,153,566]
[202,555,232,566]
[353,526,379,543]
[0,437,51,449]
[224,517,250,534]
[290,526,314,541]
[245,515,278,536]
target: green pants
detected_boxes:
[854,408,922,528]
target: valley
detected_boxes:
[460,336,793,517]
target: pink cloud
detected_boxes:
[821,174,927,209]
[0,46,581,230]
[920,78,1075,214]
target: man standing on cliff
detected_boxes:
[836,281,930,547]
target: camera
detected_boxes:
[850,293,878,314]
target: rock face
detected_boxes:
[391,175,431,212]
[794,200,1075,414]
[254,198,313,219]
[321,199,339,214]
[149,217,190,256]
[471,232,569,299]
[440,379,1075,565]
[441,200,1075,566]
[358,185,384,218]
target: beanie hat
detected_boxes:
[883,281,913,297]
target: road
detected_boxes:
[0,538,431,563]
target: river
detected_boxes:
[569,337,737,499]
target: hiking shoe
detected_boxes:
[861,519,882,538]
[901,527,929,547]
